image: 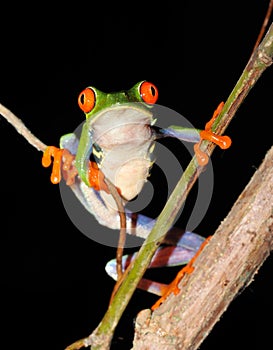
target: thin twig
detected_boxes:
[104,177,127,302]
[252,0,273,53]
[0,103,47,152]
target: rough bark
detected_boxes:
[132,145,273,350]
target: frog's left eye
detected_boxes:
[78,87,96,113]
[140,81,158,104]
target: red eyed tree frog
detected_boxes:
[42,81,231,305]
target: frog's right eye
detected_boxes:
[139,81,158,104]
[78,87,96,113]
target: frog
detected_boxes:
[42,81,231,300]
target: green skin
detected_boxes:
[59,81,204,294]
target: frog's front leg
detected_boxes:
[156,102,231,165]
[42,133,109,193]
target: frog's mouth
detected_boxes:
[90,104,155,148]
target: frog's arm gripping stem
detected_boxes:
[156,102,231,165]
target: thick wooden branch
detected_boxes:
[132,145,273,350]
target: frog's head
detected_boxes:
[77,81,158,127]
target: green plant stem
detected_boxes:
[79,23,273,350]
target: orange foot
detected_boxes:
[151,236,212,311]
[42,146,65,184]
[87,161,110,193]
[194,102,232,166]
[42,146,78,185]
[42,146,109,193]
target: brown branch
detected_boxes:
[132,144,273,350]
[0,103,47,152]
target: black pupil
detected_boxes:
[80,93,85,105]
[150,86,155,96]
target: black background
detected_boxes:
[0,1,273,349]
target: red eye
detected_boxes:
[78,87,96,113]
[140,81,158,104]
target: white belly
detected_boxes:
[92,106,155,201]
